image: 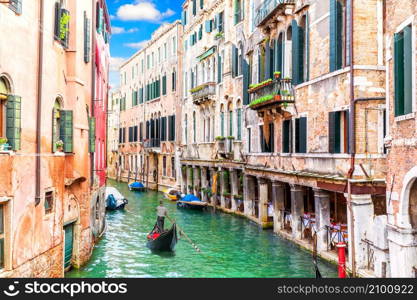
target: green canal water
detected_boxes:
[67,180,337,278]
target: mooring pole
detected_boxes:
[337,242,347,278]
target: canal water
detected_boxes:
[68,180,337,278]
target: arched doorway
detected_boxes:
[409,179,417,228]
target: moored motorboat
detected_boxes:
[146,223,177,252]
[177,194,208,210]
[105,187,128,210]
[164,188,180,201]
[129,181,145,191]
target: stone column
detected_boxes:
[258,178,269,225]
[201,167,208,202]
[209,167,217,205]
[272,181,285,233]
[186,166,193,194]
[230,169,239,211]
[291,184,304,239]
[243,175,254,216]
[193,166,201,196]
[181,165,187,194]
[219,169,226,208]
[346,193,374,273]
[314,189,331,252]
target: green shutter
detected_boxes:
[217,55,222,83]
[162,76,167,95]
[299,117,307,153]
[265,42,271,80]
[200,0,204,9]
[54,2,61,38]
[292,20,300,84]
[199,25,203,40]
[232,45,238,77]
[6,95,21,151]
[221,112,225,136]
[404,25,412,115]
[237,109,242,140]
[193,0,197,15]
[60,110,73,153]
[242,58,250,105]
[97,7,103,34]
[277,36,283,73]
[229,111,233,136]
[394,32,405,116]
[52,108,58,152]
[205,20,212,32]
[283,120,291,153]
[89,117,96,153]
[328,112,336,153]
[305,13,310,81]
[330,0,343,72]
[84,12,91,63]
[234,0,239,24]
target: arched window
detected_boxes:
[0,76,11,140]
[52,98,63,152]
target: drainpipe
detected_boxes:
[90,0,96,187]
[35,0,45,206]
[347,0,356,277]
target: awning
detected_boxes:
[197,46,216,61]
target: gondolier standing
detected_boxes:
[156,201,167,230]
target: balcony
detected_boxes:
[191,82,216,105]
[254,0,296,27]
[248,76,295,111]
[143,138,161,148]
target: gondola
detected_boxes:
[146,223,177,252]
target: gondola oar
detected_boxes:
[166,214,201,253]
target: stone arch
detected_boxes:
[399,166,417,228]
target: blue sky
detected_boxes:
[107,0,184,88]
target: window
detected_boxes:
[329,0,350,72]
[193,112,197,143]
[192,0,197,15]
[162,75,167,95]
[168,115,176,141]
[260,123,274,153]
[54,1,70,48]
[44,191,54,214]
[282,120,292,153]
[172,70,177,91]
[394,24,413,117]
[172,37,177,55]
[182,10,187,26]
[184,114,188,144]
[292,15,309,85]
[232,45,239,77]
[295,117,307,153]
[163,156,167,176]
[171,157,176,179]
[9,0,22,14]
[217,53,223,83]
[234,0,243,24]
[229,110,233,137]
[161,117,167,141]
[164,43,167,60]
[329,111,349,153]
[248,128,252,152]
[220,111,225,136]
[0,203,5,269]
[216,11,224,32]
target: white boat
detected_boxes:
[105,187,128,210]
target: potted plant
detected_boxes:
[227,136,235,140]
[274,71,281,79]
[215,136,226,141]
[274,93,281,101]
[56,140,64,152]
[223,192,231,198]
[234,194,243,200]
[0,137,8,151]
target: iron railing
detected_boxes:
[143,138,161,148]
[362,239,375,271]
[249,77,295,110]
[254,0,295,27]
[325,225,349,251]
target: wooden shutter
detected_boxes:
[54,2,61,39]
[89,117,96,153]
[52,108,58,152]
[217,55,222,83]
[292,20,301,84]
[237,109,242,140]
[282,120,291,153]
[84,12,91,63]
[10,0,22,14]
[232,45,238,77]
[60,110,73,153]
[394,32,405,116]
[205,20,212,32]
[330,0,343,72]
[265,42,271,80]
[345,0,352,66]
[221,112,225,136]
[234,0,239,24]
[404,25,412,115]
[200,0,204,9]
[193,0,197,15]
[60,9,70,48]
[199,25,203,40]
[6,95,21,151]
[304,13,310,81]
[242,58,250,105]
[299,117,306,153]
[162,76,167,95]
[328,112,341,153]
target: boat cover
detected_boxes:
[182,194,201,202]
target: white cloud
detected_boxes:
[109,56,126,72]
[124,40,149,50]
[116,0,176,22]
[111,26,139,34]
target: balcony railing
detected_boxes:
[254,0,296,27]
[248,76,295,111]
[191,82,216,105]
[143,138,161,148]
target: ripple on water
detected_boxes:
[67,180,337,278]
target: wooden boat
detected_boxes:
[165,188,180,201]
[105,187,128,210]
[146,223,177,252]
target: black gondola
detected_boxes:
[146,223,177,252]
